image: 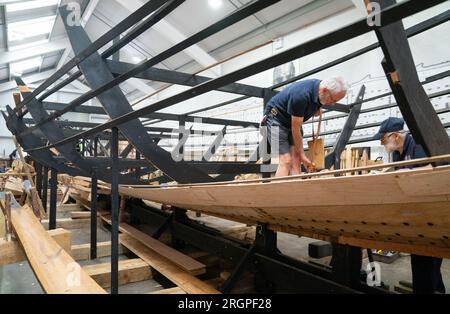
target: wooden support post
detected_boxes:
[12,136,46,218]
[3,192,12,241]
[119,195,127,223]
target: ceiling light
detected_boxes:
[8,15,56,42]
[132,56,144,63]
[6,0,59,13]
[208,0,223,9]
[10,56,43,76]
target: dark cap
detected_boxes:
[373,117,405,140]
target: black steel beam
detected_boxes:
[270,8,450,90]
[23,115,257,131]
[14,78,99,177]
[2,108,82,177]
[14,0,171,112]
[374,0,450,156]
[32,0,446,151]
[90,167,98,260]
[129,202,362,294]
[325,86,365,169]
[36,1,185,103]
[107,60,264,98]
[60,7,214,184]
[82,158,266,174]
[21,0,281,131]
[110,128,119,294]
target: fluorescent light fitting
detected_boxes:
[132,56,145,63]
[208,0,223,9]
[6,0,59,13]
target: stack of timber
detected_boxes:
[0,192,105,294]
[339,147,383,175]
[119,155,450,260]
[63,189,220,294]
[59,175,110,203]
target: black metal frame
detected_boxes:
[128,200,387,294]
[2,0,449,295]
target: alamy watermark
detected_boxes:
[367,2,382,27]
[366,261,382,287]
[170,117,278,173]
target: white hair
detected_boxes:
[321,77,349,95]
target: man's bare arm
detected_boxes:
[292,116,312,167]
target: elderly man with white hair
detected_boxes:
[263,78,348,177]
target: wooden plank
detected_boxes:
[0,208,4,239]
[0,229,71,265]
[8,203,105,293]
[41,218,91,230]
[71,211,94,219]
[83,258,152,288]
[149,287,186,294]
[120,234,219,294]
[101,215,206,276]
[57,203,83,213]
[71,241,128,261]
[119,166,450,258]
[149,278,223,294]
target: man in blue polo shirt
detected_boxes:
[264,77,348,177]
[374,117,446,294]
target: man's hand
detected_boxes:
[299,152,312,168]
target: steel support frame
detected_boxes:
[90,167,98,259]
[59,7,214,184]
[325,85,366,169]
[374,0,450,156]
[18,0,281,133]
[110,127,119,294]
[27,0,447,154]
[128,201,390,294]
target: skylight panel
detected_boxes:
[8,15,56,42]
[6,0,59,13]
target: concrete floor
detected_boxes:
[277,233,450,293]
[1,214,449,294]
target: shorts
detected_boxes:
[266,116,304,155]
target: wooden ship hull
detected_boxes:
[119,166,450,259]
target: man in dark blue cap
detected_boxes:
[374,117,446,294]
